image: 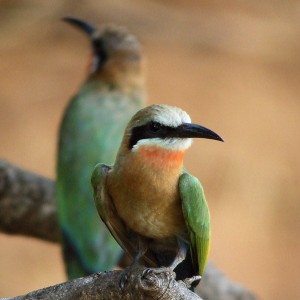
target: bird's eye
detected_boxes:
[149,122,161,132]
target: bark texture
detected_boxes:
[0,160,60,242]
[10,265,202,300]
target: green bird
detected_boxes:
[56,17,146,279]
[92,104,223,289]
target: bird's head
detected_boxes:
[63,17,144,87]
[116,105,223,165]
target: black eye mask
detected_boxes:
[128,122,178,149]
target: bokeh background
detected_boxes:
[0,1,299,299]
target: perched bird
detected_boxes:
[56,17,146,279]
[92,104,223,289]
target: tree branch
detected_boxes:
[0,160,60,243]
[10,265,202,300]
[0,159,257,300]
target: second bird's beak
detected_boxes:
[63,16,96,37]
[176,123,224,142]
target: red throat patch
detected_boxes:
[137,145,184,169]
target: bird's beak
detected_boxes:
[177,123,224,142]
[62,17,95,37]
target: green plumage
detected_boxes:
[56,18,145,279]
[57,82,143,278]
[179,172,210,275]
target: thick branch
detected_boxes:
[0,159,60,242]
[0,159,257,300]
[10,266,202,300]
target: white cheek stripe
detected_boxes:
[132,138,192,152]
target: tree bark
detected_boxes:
[0,159,257,300]
[9,265,202,300]
[0,160,60,243]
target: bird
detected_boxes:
[56,17,146,279]
[91,104,223,289]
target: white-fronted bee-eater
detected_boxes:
[92,104,223,289]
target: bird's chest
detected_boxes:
[109,148,186,239]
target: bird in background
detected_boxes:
[92,104,223,290]
[56,17,146,279]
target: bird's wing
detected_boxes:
[91,163,157,267]
[179,172,210,275]
[91,163,132,253]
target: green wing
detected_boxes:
[179,172,210,275]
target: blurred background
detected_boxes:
[0,1,299,299]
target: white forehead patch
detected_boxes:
[152,105,191,127]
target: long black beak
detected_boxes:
[62,16,95,37]
[176,123,224,142]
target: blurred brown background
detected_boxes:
[0,1,299,299]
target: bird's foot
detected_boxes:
[119,238,148,289]
[182,275,202,288]
[141,267,176,289]
[142,266,175,280]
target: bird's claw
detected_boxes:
[142,267,174,278]
[141,268,152,277]
[183,275,202,288]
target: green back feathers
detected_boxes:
[57,82,144,278]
